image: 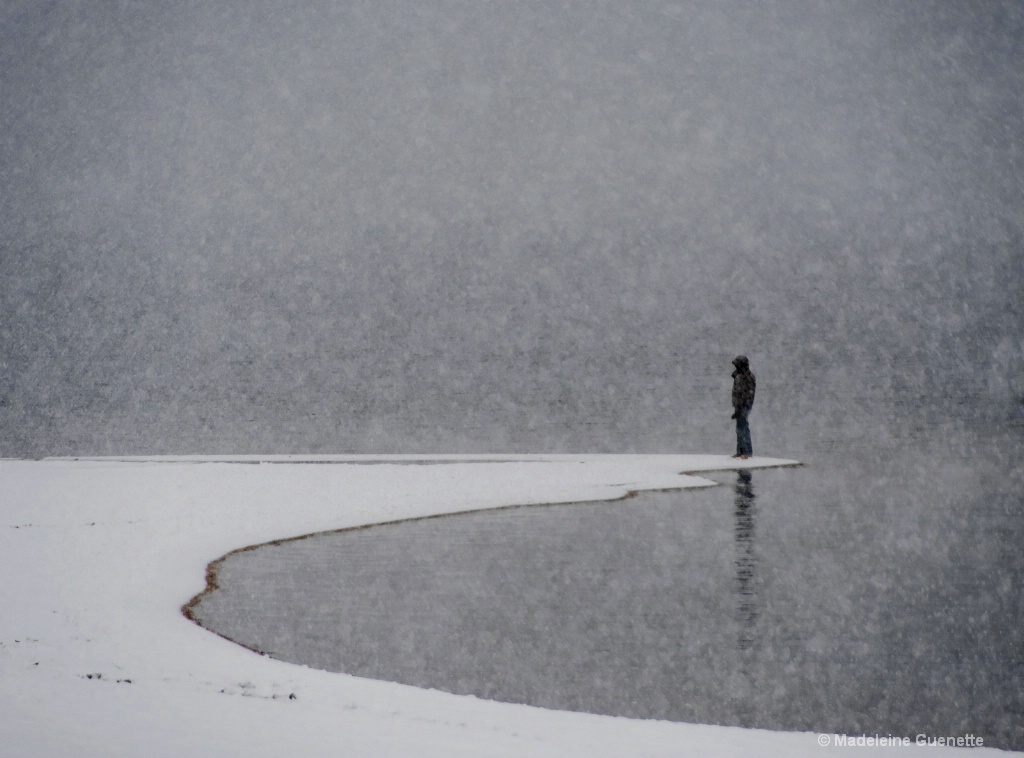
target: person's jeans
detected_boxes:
[735,409,753,456]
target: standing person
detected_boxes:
[731,355,756,459]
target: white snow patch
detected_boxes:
[1,455,1012,757]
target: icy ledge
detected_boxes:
[2,455,1012,757]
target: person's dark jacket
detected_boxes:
[731,358,756,418]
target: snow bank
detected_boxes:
[1,455,1012,757]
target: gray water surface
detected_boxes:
[3,2,1022,458]
[191,425,1023,748]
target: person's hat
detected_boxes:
[732,355,749,368]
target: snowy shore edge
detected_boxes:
[2,455,1015,757]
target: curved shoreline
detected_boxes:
[17,455,1007,757]
[180,454,801,633]
[183,491,638,627]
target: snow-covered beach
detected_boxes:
[2,455,1015,757]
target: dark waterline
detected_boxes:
[190,427,1024,749]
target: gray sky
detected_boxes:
[1,1,1021,455]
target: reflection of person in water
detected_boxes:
[730,355,756,459]
[734,470,758,652]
